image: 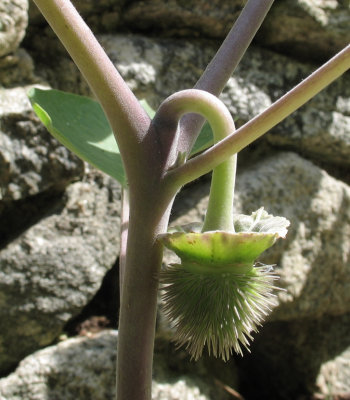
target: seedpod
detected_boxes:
[159,208,290,361]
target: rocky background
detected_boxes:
[0,0,349,399]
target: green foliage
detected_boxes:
[28,88,127,187]
[28,88,213,187]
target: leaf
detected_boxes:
[233,208,290,238]
[28,88,213,188]
[190,121,213,156]
[28,88,127,186]
[139,99,155,118]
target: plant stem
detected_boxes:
[116,189,172,400]
[154,88,239,231]
[117,90,236,400]
[169,44,350,187]
[31,0,151,180]
[201,156,237,232]
[201,117,236,232]
[152,89,236,185]
[179,0,275,154]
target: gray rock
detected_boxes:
[0,331,234,400]
[0,0,28,57]
[28,0,350,61]
[32,34,350,167]
[316,341,350,397]
[0,331,119,400]
[235,152,350,322]
[0,49,37,87]
[0,86,84,204]
[259,0,350,61]
[238,312,350,399]
[28,0,124,32]
[0,170,121,374]
[168,151,350,321]
[123,0,242,40]
[266,73,350,167]
[123,0,349,60]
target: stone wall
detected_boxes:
[0,1,349,399]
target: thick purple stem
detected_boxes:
[179,0,275,154]
[31,0,151,181]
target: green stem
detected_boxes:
[201,154,237,232]
[168,44,350,187]
[201,122,237,232]
[152,89,237,231]
[152,88,235,178]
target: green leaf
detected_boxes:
[233,208,290,238]
[28,88,212,188]
[28,88,127,186]
[139,99,155,118]
[190,121,213,156]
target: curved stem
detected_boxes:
[152,89,237,231]
[169,44,350,187]
[201,118,237,232]
[152,89,235,179]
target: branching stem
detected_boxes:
[179,0,275,154]
[169,44,350,187]
[31,2,349,400]
[153,89,238,232]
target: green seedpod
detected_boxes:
[159,208,290,361]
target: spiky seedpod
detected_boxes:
[159,208,290,361]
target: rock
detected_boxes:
[0,49,37,87]
[259,0,350,61]
[28,0,350,61]
[316,340,350,398]
[0,0,28,57]
[28,0,124,32]
[237,312,350,399]
[0,331,119,399]
[168,151,350,321]
[0,330,235,400]
[123,0,349,60]
[0,170,121,374]
[29,34,350,167]
[266,72,350,168]
[0,86,84,204]
[123,0,242,39]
